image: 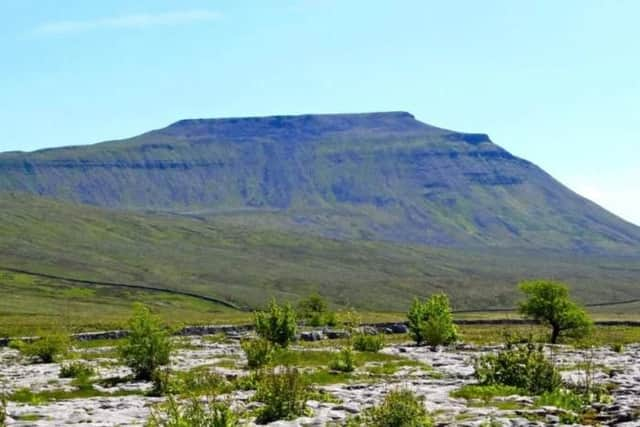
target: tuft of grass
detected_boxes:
[451,384,521,401]
[352,333,385,353]
[329,347,356,373]
[59,361,96,379]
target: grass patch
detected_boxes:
[9,385,138,404]
[451,384,522,401]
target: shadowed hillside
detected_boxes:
[1,112,639,253]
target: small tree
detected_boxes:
[407,293,457,346]
[119,303,172,380]
[518,280,592,344]
[255,299,297,348]
[297,293,336,327]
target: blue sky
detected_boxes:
[1,0,638,225]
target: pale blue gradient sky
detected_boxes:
[1,1,638,224]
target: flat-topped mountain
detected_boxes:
[1,112,639,253]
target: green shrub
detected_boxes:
[254,367,309,424]
[297,293,337,327]
[329,346,356,373]
[0,393,6,427]
[518,280,593,344]
[241,338,273,369]
[611,343,624,353]
[60,361,95,379]
[119,303,172,380]
[474,341,561,394]
[353,333,384,353]
[149,369,175,397]
[363,389,433,427]
[71,370,94,392]
[233,371,261,391]
[407,294,457,347]
[10,332,70,363]
[255,299,297,348]
[147,394,238,427]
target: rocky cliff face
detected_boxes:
[1,111,639,253]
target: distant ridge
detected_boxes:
[0,111,639,254]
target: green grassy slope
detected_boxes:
[0,268,247,336]
[1,112,638,253]
[1,192,639,313]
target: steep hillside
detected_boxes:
[1,193,639,312]
[1,112,639,253]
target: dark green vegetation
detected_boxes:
[119,303,172,380]
[0,393,6,427]
[2,193,640,326]
[254,367,309,424]
[2,112,639,253]
[362,389,434,427]
[458,335,615,425]
[9,332,70,363]
[241,338,273,369]
[474,341,562,394]
[59,361,96,379]
[352,333,385,352]
[519,280,593,343]
[147,395,238,427]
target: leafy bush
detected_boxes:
[10,332,70,363]
[149,368,175,397]
[474,341,561,394]
[518,280,593,344]
[363,389,433,427]
[353,333,384,353]
[233,371,261,391]
[407,294,457,346]
[241,338,273,369]
[119,303,173,380]
[329,346,356,373]
[297,293,337,327]
[254,367,309,424]
[340,309,362,333]
[60,361,95,379]
[255,299,297,348]
[147,394,238,427]
[0,393,6,427]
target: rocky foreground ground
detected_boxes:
[1,332,640,426]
